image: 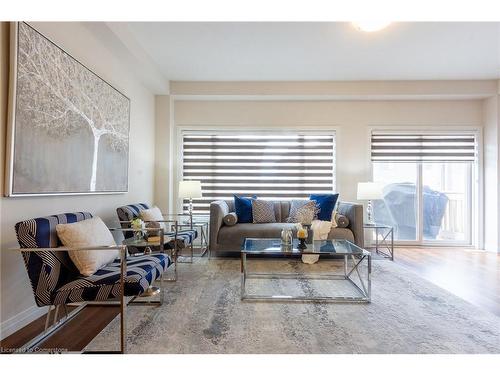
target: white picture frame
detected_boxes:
[5,22,131,197]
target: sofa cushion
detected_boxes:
[218,223,298,249]
[279,201,290,223]
[327,227,355,243]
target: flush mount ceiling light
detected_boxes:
[352,21,392,32]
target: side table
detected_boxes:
[177,221,209,259]
[363,223,394,260]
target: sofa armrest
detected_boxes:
[209,200,230,250]
[337,202,364,248]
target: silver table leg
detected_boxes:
[241,252,247,299]
[240,253,371,303]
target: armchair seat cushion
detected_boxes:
[165,229,197,248]
[53,253,170,305]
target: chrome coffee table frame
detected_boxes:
[241,238,371,303]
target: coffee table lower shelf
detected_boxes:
[240,253,371,303]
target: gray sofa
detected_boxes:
[209,200,364,254]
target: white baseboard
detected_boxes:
[484,240,500,253]
[0,305,48,341]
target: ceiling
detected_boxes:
[123,22,500,81]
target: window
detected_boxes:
[371,131,477,244]
[181,132,336,214]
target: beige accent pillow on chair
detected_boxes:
[140,206,167,235]
[56,217,118,276]
[140,206,163,222]
[140,206,173,243]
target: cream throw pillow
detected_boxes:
[140,206,163,222]
[56,217,118,276]
[140,206,165,233]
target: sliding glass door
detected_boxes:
[372,163,418,241]
[371,131,477,246]
[422,163,471,243]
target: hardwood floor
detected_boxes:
[1,247,499,352]
[394,247,500,317]
[0,305,119,352]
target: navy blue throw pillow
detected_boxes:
[309,193,339,221]
[234,195,257,223]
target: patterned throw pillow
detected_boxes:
[287,200,318,223]
[252,200,276,223]
[286,200,309,223]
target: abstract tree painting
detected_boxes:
[7,22,130,195]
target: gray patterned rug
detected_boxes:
[86,257,500,353]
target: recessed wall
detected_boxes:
[172,99,483,204]
[0,22,157,337]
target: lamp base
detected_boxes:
[366,199,375,225]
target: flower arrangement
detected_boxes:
[131,217,145,240]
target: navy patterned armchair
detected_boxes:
[14,211,171,353]
[116,203,198,265]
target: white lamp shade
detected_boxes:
[178,180,202,199]
[357,182,384,200]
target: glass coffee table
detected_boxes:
[241,238,371,303]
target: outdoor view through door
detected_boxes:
[181,132,336,215]
[371,132,477,245]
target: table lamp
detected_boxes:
[179,180,202,222]
[357,182,384,225]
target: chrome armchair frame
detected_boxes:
[12,227,168,354]
[12,245,127,353]
[161,213,196,263]
[117,218,180,280]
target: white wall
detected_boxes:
[154,95,171,212]
[483,96,498,250]
[0,22,157,338]
[172,99,483,202]
[482,86,500,252]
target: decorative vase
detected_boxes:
[134,230,143,241]
[281,228,293,245]
[303,224,314,244]
[298,238,307,250]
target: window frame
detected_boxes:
[174,125,339,216]
[368,126,482,248]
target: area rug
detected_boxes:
[86,257,500,353]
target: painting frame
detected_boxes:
[5,22,131,197]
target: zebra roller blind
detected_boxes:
[182,132,336,214]
[371,132,477,162]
